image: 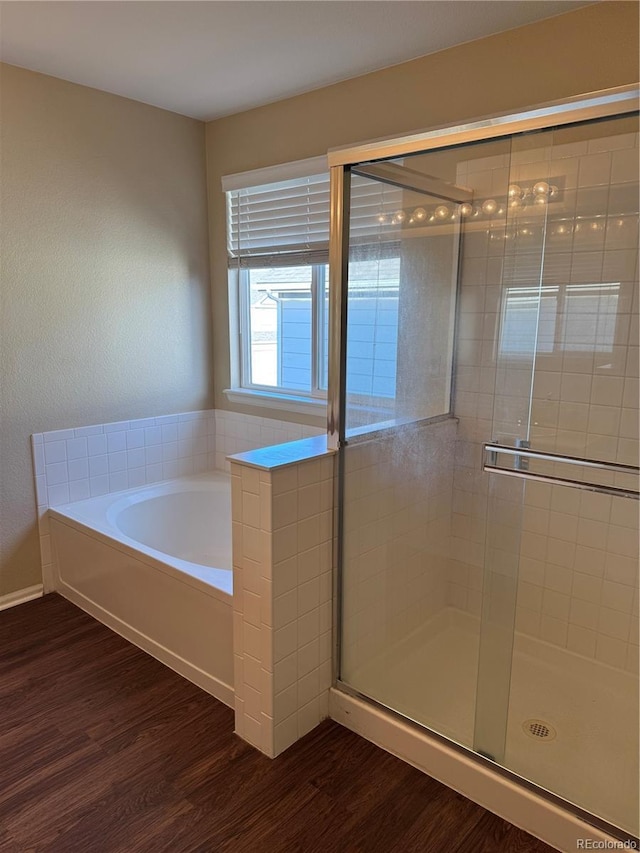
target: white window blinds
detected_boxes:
[224,156,405,269]
[227,173,331,267]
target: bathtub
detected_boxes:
[48,472,233,706]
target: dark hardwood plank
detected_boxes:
[0,594,556,853]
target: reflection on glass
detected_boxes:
[500,282,620,356]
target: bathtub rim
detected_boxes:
[49,472,233,604]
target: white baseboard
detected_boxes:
[0,584,44,612]
[329,688,624,853]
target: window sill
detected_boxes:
[223,388,327,418]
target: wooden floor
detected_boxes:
[0,595,555,853]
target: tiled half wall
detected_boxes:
[230,440,335,757]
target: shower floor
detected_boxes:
[346,609,639,836]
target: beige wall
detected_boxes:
[206,2,639,420]
[0,64,212,596]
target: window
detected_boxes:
[223,158,402,412]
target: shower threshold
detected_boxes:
[342,608,638,838]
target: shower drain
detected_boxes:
[522,719,556,741]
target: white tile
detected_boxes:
[47,483,70,506]
[298,578,320,615]
[89,476,109,497]
[540,615,568,647]
[126,429,146,449]
[242,714,263,750]
[158,439,178,462]
[595,634,627,668]
[45,461,68,486]
[273,491,298,529]
[144,426,162,446]
[605,552,637,586]
[574,545,605,577]
[298,515,321,551]
[598,607,630,641]
[126,448,146,469]
[73,425,103,438]
[145,445,163,466]
[571,572,601,604]
[88,455,109,477]
[128,468,146,489]
[68,479,91,503]
[106,432,127,453]
[178,420,195,440]
[87,434,108,457]
[542,590,570,621]
[298,608,320,648]
[273,524,297,563]
[298,697,320,738]
[274,621,297,662]
[155,414,179,426]
[566,624,597,658]
[273,557,298,598]
[104,420,130,433]
[600,580,634,614]
[177,439,194,459]
[274,713,298,755]
[590,375,624,407]
[109,472,128,492]
[32,443,45,475]
[242,622,262,660]
[35,475,47,505]
[569,598,598,630]
[274,652,298,694]
[44,441,67,465]
[274,589,297,629]
[133,418,157,430]
[298,638,319,678]
[274,684,297,723]
[108,451,127,472]
[161,423,178,443]
[162,460,181,480]
[44,428,75,442]
[145,463,164,483]
[242,491,261,529]
[66,437,88,460]
[68,458,89,482]
[243,589,261,627]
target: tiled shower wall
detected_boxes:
[450,126,639,673]
[341,418,456,678]
[32,408,322,590]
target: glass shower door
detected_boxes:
[336,105,639,838]
[474,115,639,835]
[339,157,483,747]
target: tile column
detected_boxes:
[229,437,335,757]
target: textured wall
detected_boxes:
[206,2,640,422]
[0,64,212,596]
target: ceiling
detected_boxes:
[0,1,593,121]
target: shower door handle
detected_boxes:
[482,443,640,500]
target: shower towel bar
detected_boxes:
[482,443,640,500]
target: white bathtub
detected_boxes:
[49,472,234,706]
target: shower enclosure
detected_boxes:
[328,87,639,838]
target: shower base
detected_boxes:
[346,609,639,837]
